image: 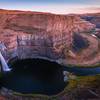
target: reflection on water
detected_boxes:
[0,59,66,95]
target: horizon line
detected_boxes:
[0,8,100,15]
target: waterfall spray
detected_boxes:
[0,52,11,71]
[0,42,11,71]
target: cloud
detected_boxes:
[83,7,100,13]
[0,3,100,14]
[87,7,100,10]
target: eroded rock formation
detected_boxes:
[0,9,98,65]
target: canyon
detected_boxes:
[0,9,100,100]
[0,9,99,66]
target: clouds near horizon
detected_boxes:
[0,0,100,14]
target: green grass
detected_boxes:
[51,74,100,98]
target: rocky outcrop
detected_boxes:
[0,9,98,65]
[80,13,100,28]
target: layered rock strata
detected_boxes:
[0,9,98,66]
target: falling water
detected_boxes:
[0,52,11,71]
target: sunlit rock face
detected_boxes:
[0,10,96,61]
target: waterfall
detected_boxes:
[0,52,11,71]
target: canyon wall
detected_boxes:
[0,10,96,62]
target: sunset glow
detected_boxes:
[0,0,100,14]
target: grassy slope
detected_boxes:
[52,75,100,99]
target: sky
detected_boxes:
[0,0,100,14]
